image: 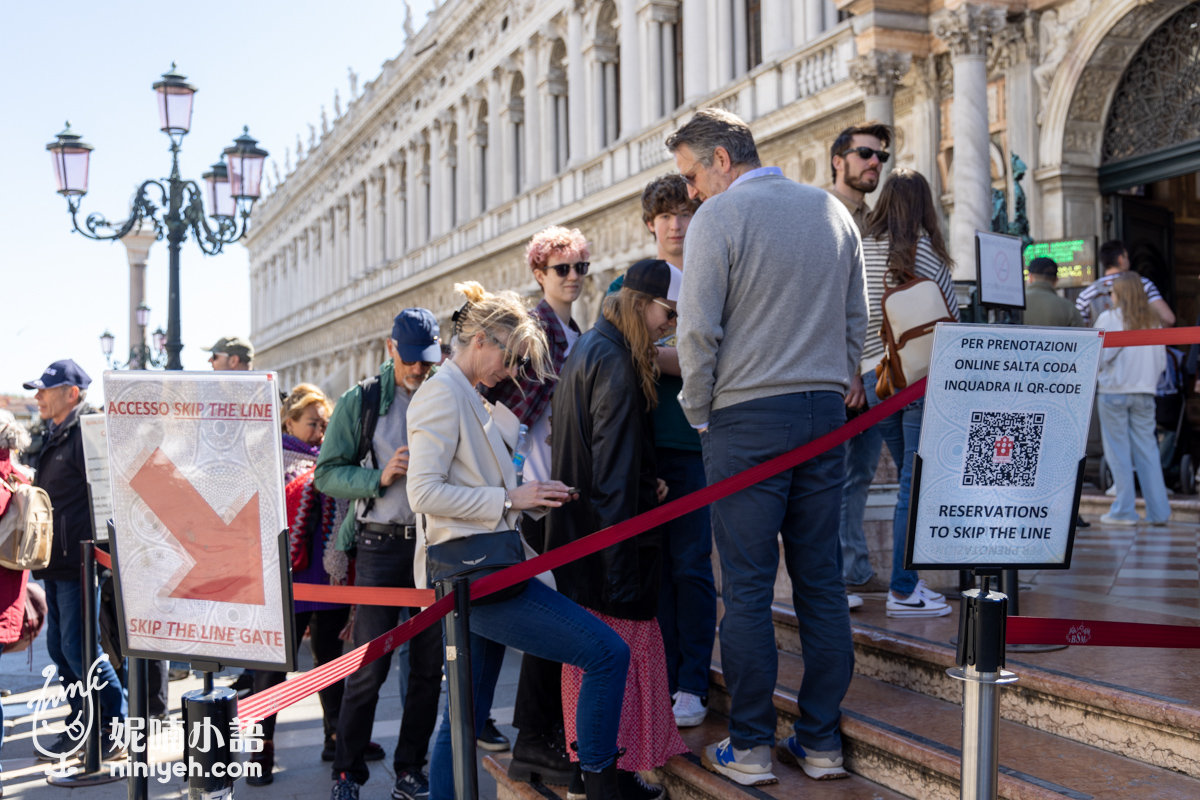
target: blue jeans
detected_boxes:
[837,392,883,586]
[656,448,717,698]
[702,392,854,752]
[44,579,127,727]
[428,579,628,800]
[1097,393,1171,523]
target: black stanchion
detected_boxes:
[126,657,150,800]
[47,540,123,787]
[435,578,478,800]
[181,674,238,800]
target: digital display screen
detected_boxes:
[1023,238,1096,289]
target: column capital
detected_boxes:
[932,4,1006,59]
[849,50,912,98]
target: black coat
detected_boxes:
[546,317,661,620]
[27,404,93,582]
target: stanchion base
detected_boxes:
[46,767,125,787]
[947,667,1019,685]
[1008,643,1069,653]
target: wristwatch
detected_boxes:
[503,489,513,511]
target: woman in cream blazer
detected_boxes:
[407,282,630,800]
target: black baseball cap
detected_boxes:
[392,308,441,363]
[23,359,92,391]
[623,259,683,301]
[1028,257,1059,277]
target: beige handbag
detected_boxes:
[874,271,957,399]
[0,474,54,571]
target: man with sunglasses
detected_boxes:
[484,225,589,786]
[828,123,892,235]
[316,308,445,800]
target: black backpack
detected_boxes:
[355,376,383,518]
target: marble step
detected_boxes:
[709,648,1200,800]
[768,603,1200,778]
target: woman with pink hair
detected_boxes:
[484,224,592,784]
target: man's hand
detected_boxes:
[845,373,866,409]
[380,446,411,487]
[656,478,669,503]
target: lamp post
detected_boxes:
[48,63,269,370]
[100,303,168,369]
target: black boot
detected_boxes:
[582,763,622,800]
[246,741,274,786]
[567,764,585,800]
[507,733,575,784]
[617,770,663,800]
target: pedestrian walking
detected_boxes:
[407,281,630,800]
[549,259,690,800]
[668,108,866,783]
[1075,241,1175,327]
[316,311,446,800]
[1094,273,1172,526]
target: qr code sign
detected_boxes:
[962,412,1045,487]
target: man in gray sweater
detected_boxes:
[668,108,867,785]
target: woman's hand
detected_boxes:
[508,480,575,510]
[656,478,669,503]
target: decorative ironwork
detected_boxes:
[1103,3,1200,163]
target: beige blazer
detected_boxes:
[406,359,552,590]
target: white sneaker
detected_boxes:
[847,593,863,610]
[915,579,945,603]
[887,591,952,618]
[1105,485,1117,497]
[673,691,708,727]
[701,738,777,786]
[1099,513,1139,527]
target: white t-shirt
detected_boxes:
[1094,308,1166,395]
[525,316,581,483]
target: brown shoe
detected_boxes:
[246,741,275,786]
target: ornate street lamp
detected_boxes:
[49,63,268,370]
[100,304,167,370]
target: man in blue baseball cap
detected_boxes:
[313,309,443,800]
[22,359,129,759]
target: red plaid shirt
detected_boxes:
[484,300,580,426]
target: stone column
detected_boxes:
[120,220,156,367]
[590,55,605,153]
[365,170,380,269]
[384,160,399,261]
[715,0,733,83]
[349,184,365,278]
[934,4,1006,279]
[662,20,676,112]
[849,50,911,191]
[762,0,792,61]
[406,143,420,249]
[804,0,822,41]
[337,197,351,286]
[732,0,747,77]
[523,39,542,190]
[456,99,472,227]
[320,211,333,292]
[487,71,504,206]
[429,122,444,237]
[681,0,708,102]
[644,14,662,121]
[539,77,558,180]
[567,7,587,164]
[467,112,486,217]
[618,0,641,138]
[603,55,619,145]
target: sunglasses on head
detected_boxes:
[652,298,678,322]
[538,261,590,278]
[840,146,890,163]
[486,331,532,369]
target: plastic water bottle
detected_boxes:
[513,424,529,485]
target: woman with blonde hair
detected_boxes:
[408,281,630,800]
[248,384,351,785]
[1094,272,1171,526]
[548,259,687,800]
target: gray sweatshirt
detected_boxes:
[677,171,868,426]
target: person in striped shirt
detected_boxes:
[1074,240,1175,327]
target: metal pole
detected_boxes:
[181,673,238,800]
[165,142,185,370]
[436,578,478,800]
[81,540,103,776]
[1000,570,1019,616]
[127,658,150,800]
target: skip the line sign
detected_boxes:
[103,372,294,671]
[906,324,1103,570]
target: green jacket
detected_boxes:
[314,359,399,552]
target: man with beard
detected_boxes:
[316,309,444,800]
[827,123,895,607]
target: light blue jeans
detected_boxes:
[1097,393,1171,523]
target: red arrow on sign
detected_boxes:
[129,447,265,605]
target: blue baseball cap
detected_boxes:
[391,308,441,363]
[23,359,92,391]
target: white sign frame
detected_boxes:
[79,414,112,543]
[976,230,1027,309]
[905,323,1104,570]
[102,371,294,672]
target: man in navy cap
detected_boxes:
[23,360,128,758]
[316,309,443,800]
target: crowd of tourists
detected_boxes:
[0,106,1180,800]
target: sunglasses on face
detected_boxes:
[840,146,890,164]
[486,331,532,369]
[538,262,590,278]
[652,298,678,322]
[400,360,435,369]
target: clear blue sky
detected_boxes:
[1,0,436,396]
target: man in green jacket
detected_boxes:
[1024,257,1085,328]
[316,309,443,800]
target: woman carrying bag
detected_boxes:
[407,281,631,800]
[1094,272,1171,526]
[548,259,689,800]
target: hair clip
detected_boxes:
[451,301,471,336]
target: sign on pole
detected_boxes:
[976,230,1026,309]
[79,414,112,543]
[906,324,1103,570]
[102,371,294,671]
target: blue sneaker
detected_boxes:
[392,769,430,800]
[331,773,360,800]
[701,738,777,786]
[776,736,848,780]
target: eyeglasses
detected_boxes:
[485,331,532,369]
[537,262,590,278]
[652,298,678,322]
[839,146,890,164]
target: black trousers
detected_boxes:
[332,532,443,784]
[253,607,351,741]
[511,515,564,739]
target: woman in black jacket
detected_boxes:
[548,259,688,800]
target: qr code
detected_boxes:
[962,412,1045,487]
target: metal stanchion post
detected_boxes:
[127,657,150,800]
[1000,569,1019,616]
[436,578,478,800]
[948,575,1018,800]
[47,541,123,786]
[181,673,238,800]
